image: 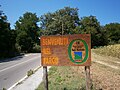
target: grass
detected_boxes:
[93,44,120,58]
[36,66,89,90]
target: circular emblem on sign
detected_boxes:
[68,39,89,64]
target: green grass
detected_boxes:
[93,44,120,58]
[36,66,88,90]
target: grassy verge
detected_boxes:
[36,66,93,90]
[92,44,120,58]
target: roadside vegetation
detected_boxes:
[93,44,120,59]
[27,69,34,77]
[36,66,89,90]
[36,44,120,90]
[2,88,6,90]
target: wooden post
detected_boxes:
[85,66,91,90]
[43,66,48,90]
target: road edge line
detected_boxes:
[0,56,40,73]
[8,66,42,90]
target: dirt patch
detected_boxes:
[91,51,120,90]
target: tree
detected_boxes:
[16,31,33,52]
[40,7,80,35]
[0,7,16,58]
[104,23,120,44]
[80,15,107,47]
[15,12,39,52]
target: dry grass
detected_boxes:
[93,44,120,58]
[91,44,120,89]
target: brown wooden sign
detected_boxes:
[41,34,91,66]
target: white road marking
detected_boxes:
[8,75,27,90]
[8,66,50,90]
[8,66,41,90]
[0,56,40,73]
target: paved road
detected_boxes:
[0,53,41,90]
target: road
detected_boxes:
[0,53,41,90]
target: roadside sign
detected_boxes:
[41,34,91,66]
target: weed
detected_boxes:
[2,88,6,90]
[27,69,34,77]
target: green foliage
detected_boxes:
[79,15,108,47]
[0,8,17,58]
[16,31,33,52]
[40,7,80,35]
[27,69,34,77]
[15,12,40,52]
[32,43,40,53]
[104,23,120,44]
[80,16,100,33]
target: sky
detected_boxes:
[1,0,120,29]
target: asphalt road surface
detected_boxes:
[0,53,41,90]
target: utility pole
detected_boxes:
[62,21,63,35]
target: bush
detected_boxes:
[27,69,34,77]
[32,44,41,53]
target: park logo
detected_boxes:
[68,39,89,64]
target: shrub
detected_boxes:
[32,44,40,53]
[27,69,34,77]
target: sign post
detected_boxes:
[85,66,91,90]
[41,34,91,90]
[43,66,48,90]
